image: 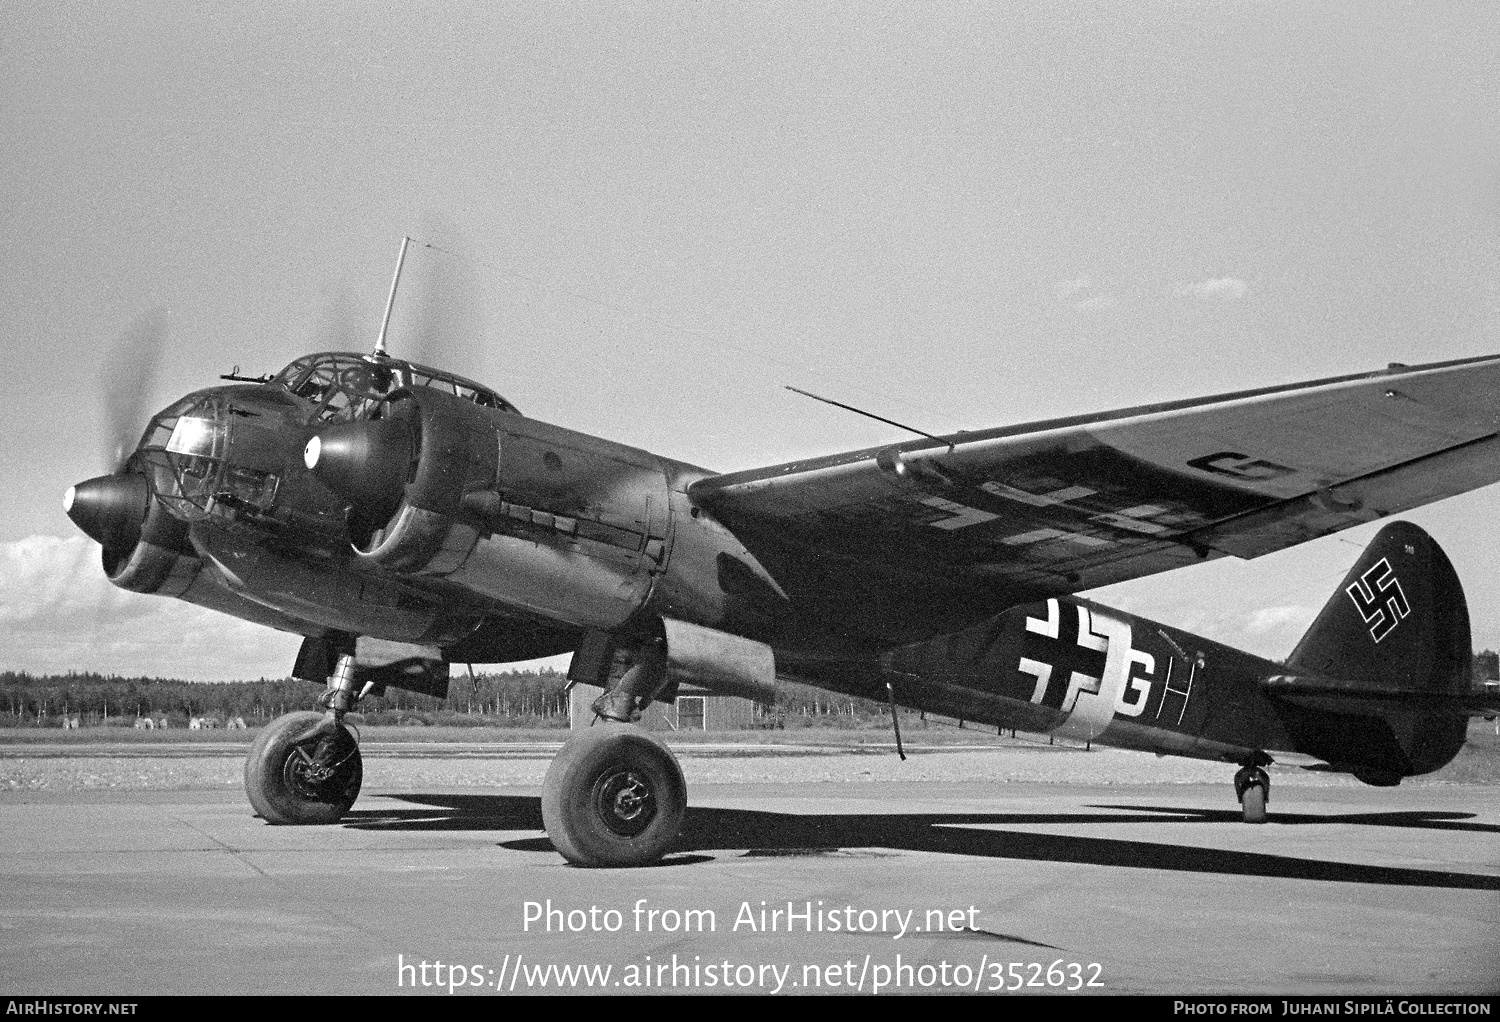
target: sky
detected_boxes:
[3,3,1500,680]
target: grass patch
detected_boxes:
[3,718,1495,783]
[0,720,1015,747]
[1417,718,1500,784]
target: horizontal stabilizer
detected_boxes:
[1261,675,1500,717]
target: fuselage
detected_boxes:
[842,595,1463,780]
[74,352,1003,656]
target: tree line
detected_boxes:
[0,668,887,728]
[4,649,1497,728]
[0,669,571,727]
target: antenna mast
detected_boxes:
[374,235,413,357]
[784,385,949,445]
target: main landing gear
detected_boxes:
[1233,762,1270,824]
[244,710,363,824]
[244,653,365,825]
[541,636,688,867]
[542,725,687,867]
[242,635,693,863]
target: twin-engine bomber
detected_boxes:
[65,328,1500,866]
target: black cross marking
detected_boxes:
[1016,604,1109,710]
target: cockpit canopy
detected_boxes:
[270,352,519,423]
[129,353,518,528]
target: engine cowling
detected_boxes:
[304,388,492,573]
[65,471,199,596]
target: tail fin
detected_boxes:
[1287,520,1470,694]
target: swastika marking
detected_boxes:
[1345,557,1410,643]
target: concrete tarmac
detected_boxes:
[2,772,1497,996]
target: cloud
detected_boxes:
[1054,276,1115,311]
[0,535,103,623]
[1245,605,1314,635]
[1079,596,1312,660]
[1054,276,1092,299]
[0,535,301,680]
[1179,277,1248,301]
[1072,292,1117,311]
[1,535,572,682]
[1085,555,1330,660]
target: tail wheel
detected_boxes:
[541,725,686,867]
[1240,782,1268,824]
[1234,765,1270,825]
[245,710,362,825]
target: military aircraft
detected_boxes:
[63,281,1500,867]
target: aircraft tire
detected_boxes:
[244,711,362,825]
[1240,780,1268,824]
[541,725,686,868]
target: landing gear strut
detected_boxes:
[588,637,668,723]
[1233,763,1270,824]
[244,653,365,825]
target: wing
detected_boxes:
[689,354,1500,609]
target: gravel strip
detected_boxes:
[0,747,1381,792]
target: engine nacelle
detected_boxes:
[659,617,778,702]
[107,496,203,595]
[293,635,452,698]
[568,617,779,705]
[308,389,674,632]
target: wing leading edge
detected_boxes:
[689,353,1500,605]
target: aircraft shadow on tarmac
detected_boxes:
[343,795,1500,890]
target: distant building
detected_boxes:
[1473,650,1499,683]
[567,684,757,731]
